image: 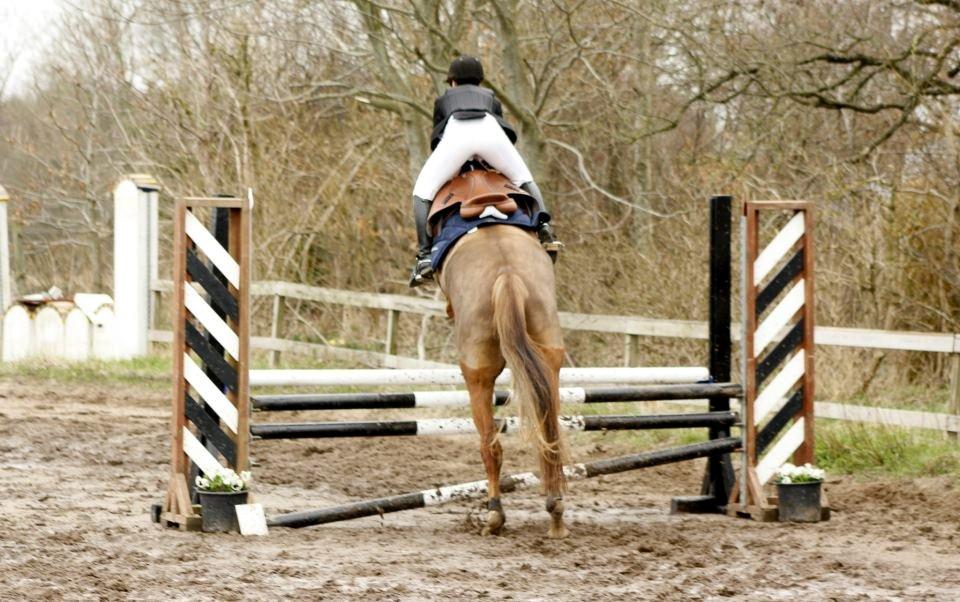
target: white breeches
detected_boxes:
[413,114,534,200]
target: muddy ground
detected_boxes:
[1,375,959,600]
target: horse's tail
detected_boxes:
[491,270,567,495]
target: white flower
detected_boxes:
[195,467,250,492]
[775,462,825,484]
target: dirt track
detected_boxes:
[2,375,959,600]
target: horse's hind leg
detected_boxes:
[542,346,569,539]
[462,362,505,535]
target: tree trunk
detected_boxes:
[489,0,545,178]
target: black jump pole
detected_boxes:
[268,436,742,528]
[579,383,741,403]
[250,412,739,440]
[251,382,744,412]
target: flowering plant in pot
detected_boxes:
[775,463,825,523]
[195,469,251,532]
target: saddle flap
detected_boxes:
[428,169,526,226]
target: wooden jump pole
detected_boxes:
[268,437,742,529]
[249,366,711,387]
[250,412,739,440]
[251,382,743,411]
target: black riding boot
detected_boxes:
[409,195,435,287]
[520,182,562,260]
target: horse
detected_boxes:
[432,171,569,539]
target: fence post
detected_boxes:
[949,351,960,439]
[623,334,640,367]
[147,183,160,337]
[385,309,399,356]
[112,174,160,358]
[270,294,285,367]
[0,185,11,312]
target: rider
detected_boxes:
[409,55,558,287]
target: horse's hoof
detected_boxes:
[481,509,505,536]
[547,498,568,539]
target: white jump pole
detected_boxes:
[249,366,711,387]
[112,175,159,358]
[0,185,11,312]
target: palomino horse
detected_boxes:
[437,222,569,539]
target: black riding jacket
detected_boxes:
[429,84,518,150]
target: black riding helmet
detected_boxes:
[446,55,484,85]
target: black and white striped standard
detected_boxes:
[252,382,743,412]
[162,197,253,531]
[724,199,824,519]
[177,207,245,478]
[742,202,815,492]
[268,436,742,528]
[250,411,738,440]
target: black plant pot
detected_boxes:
[777,481,822,523]
[199,490,249,533]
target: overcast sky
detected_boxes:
[1,0,63,96]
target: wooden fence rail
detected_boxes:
[150,279,960,436]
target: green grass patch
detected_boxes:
[817,419,960,479]
[0,354,171,388]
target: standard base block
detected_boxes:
[156,503,203,531]
[670,495,726,514]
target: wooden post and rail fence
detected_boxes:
[146,278,960,436]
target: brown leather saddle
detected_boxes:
[428,168,532,235]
